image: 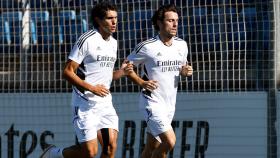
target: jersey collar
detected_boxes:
[157,35,174,47]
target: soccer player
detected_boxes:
[40,1,132,158]
[126,4,193,158]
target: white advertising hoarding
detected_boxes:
[0,92,267,158]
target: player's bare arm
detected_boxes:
[127,68,158,91]
[180,64,193,77]
[63,59,109,97]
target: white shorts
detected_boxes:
[139,94,174,140]
[72,101,119,143]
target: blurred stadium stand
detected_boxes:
[0,0,274,92]
[0,0,21,9]
[58,10,82,53]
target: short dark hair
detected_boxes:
[152,4,178,31]
[91,1,117,28]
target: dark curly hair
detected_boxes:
[152,4,179,31]
[91,1,117,28]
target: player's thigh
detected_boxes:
[145,132,161,150]
[158,129,176,147]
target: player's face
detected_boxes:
[98,10,118,36]
[158,11,178,38]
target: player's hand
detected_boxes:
[124,63,134,76]
[121,60,134,76]
[120,59,129,69]
[180,64,193,77]
[142,80,158,91]
[91,84,110,97]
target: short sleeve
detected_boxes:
[68,42,88,64]
[127,43,147,66]
[182,41,189,65]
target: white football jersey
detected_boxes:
[68,30,117,104]
[127,35,188,109]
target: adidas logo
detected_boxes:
[157,52,162,56]
[97,46,101,50]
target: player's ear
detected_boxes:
[95,17,102,26]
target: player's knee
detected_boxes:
[103,141,117,155]
[164,138,176,150]
[110,141,117,151]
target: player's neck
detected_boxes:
[100,33,111,41]
[159,34,173,47]
[97,29,111,41]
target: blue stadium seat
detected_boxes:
[0,11,22,54]
[79,10,89,32]
[0,17,11,45]
[0,18,4,44]
[239,7,257,41]
[58,10,77,44]
[0,17,12,53]
[58,10,83,52]
[30,11,50,44]
[240,7,256,21]
[193,7,206,17]
[1,11,22,52]
[1,11,23,22]
[59,10,76,19]
[30,10,57,53]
